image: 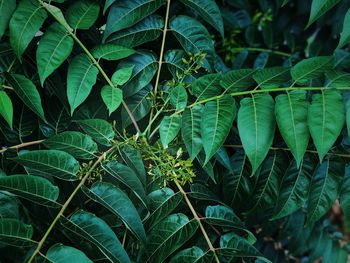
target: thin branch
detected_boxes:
[0,139,45,154]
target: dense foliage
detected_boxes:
[1,0,350,262]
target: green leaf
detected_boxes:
[192,73,222,100]
[203,205,244,229]
[102,161,147,208]
[43,131,98,160]
[4,73,46,122]
[179,0,224,38]
[120,145,146,185]
[41,3,72,31]
[169,85,188,110]
[37,23,74,85]
[340,165,350,231]
[66,0,100,30]
[0,174,59,207]
[101,85,123,115]
[0,90,13,129]
[67,54,99,115]
[253,67,291,89]
[291,56,334,85]
[307,0,341,28]
[13,150,79,180]
[0,192,19,219]
[142,213,198,263]
[181,105,203,160]
[111,66,134,86]
[9,0,47,58]
[76,119,115,146]
[91,44,135,61]
[170,15,214,71]
[84,182,146,244]
[308,90,344,161]
[118,51,158,97]
[0,219,35,247]
[160,115,181,148]
[61,210,131,263]
[326,70,350,88]
[0,0,16,40]
[105,15,164,47]
[220,69,256,93]
[201,96,236,164]
[165,49,187,79]
[275,90,309,167]
[306,158,344,226]
[237,93,276,175]
[273,156,314,219]
[337,8,350,49]
[46,244,93,263]
[103,0,165,41]
[169,247,204,263]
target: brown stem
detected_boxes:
[0,139,44,154]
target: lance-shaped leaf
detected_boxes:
[169,84,188,110]
[160,115,181,148]
[76,119,115,146]
[84,182,146,244]
[0,174,59,207]
[220,69,256,93]
[142,213,198,263]
[308,90,344,162]
[170,15,214,71]
[43,131,98,160]
[307,0,341,28]
[103,0,165,41]
[0,219,35,247]
[253,67,291,89]
[111,66,134,86]
[291,56,334,85]
[0,0,16,40]
[9,0,47,58]
[273,156,314,220]
[306,158,344,226]
[67,54,99,115]
[337,8,350,49]
[106,15,164,47]
[13,150,79,180]
[192,73,222,100]
[275,90,309,167]
[169,246,204,263]
[66,0,100,30]
[4,73,46,122]
[203,205,244,229]
[45,244,93,263]
[0,90,13,129]
[238,93,275,174]
[101,85,123,115]
[61,211,131,263]
[120,145,146,185]
[201,96,236,164]
[182,105,203,160]
[42,3,72,31]
[91,44,135,61]
[37,23,73,85]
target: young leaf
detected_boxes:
[160,115,181,148]
[67,54,99,115]
[111,66,134,86]
[91,44,135,61]
[308,90,344,162]
[253,67,291,89]
[307,0,341,28]
[13,150,79,181]
[45,244,93,263]
[0,219,35,247]
[101,85,123,115]
[76,119,115,146]
[43,131,98,159]
[66,0,100,30]
[275,90,309,167]
[191,73,222,100]
[306,158,344,226]
[169,84,188,110]
[337,8,350,49]
[202,96,236,164]
[238,93,276,174]
[0,90,13,129]
[103,0,165,41]
[220,69,256,92]
[37,23,74,85]
[4,73,46,122]
[9,0,47,58]
[0,0,16,40]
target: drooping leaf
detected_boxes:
[103,0,164,41]
[160,115,182,148]
[203,205,244,229]
[67,54,99,115]
[191,73,222,100]
[306,158,344,226]
[101,85,123,115]
[307,0,341,28]
[13,150,79,180]
[337,8,350,49]
[76,119,115,146]
[253,67,291,89]
[4,73,46,122]
[0,219,35,247]
[237,93,276,174]
[0,90,13,129]
[61,210,131,263]
[84,182,146,244]
[66,0,100,30]
[169,84,188,110]
[111,66,134,86]
[308,90,344,161]
[220,69,256,93]
[0,0,16,40]
[201,96,236,164]
[169,246,204,263]
[9,0,47,58]
[45,244,93,263]
[120,145,146,185]
[91,44,135,61]
[43,131,98,159]
[181,105,203,160]
[275,90,309,167]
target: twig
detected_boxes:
[0,139,44,154]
